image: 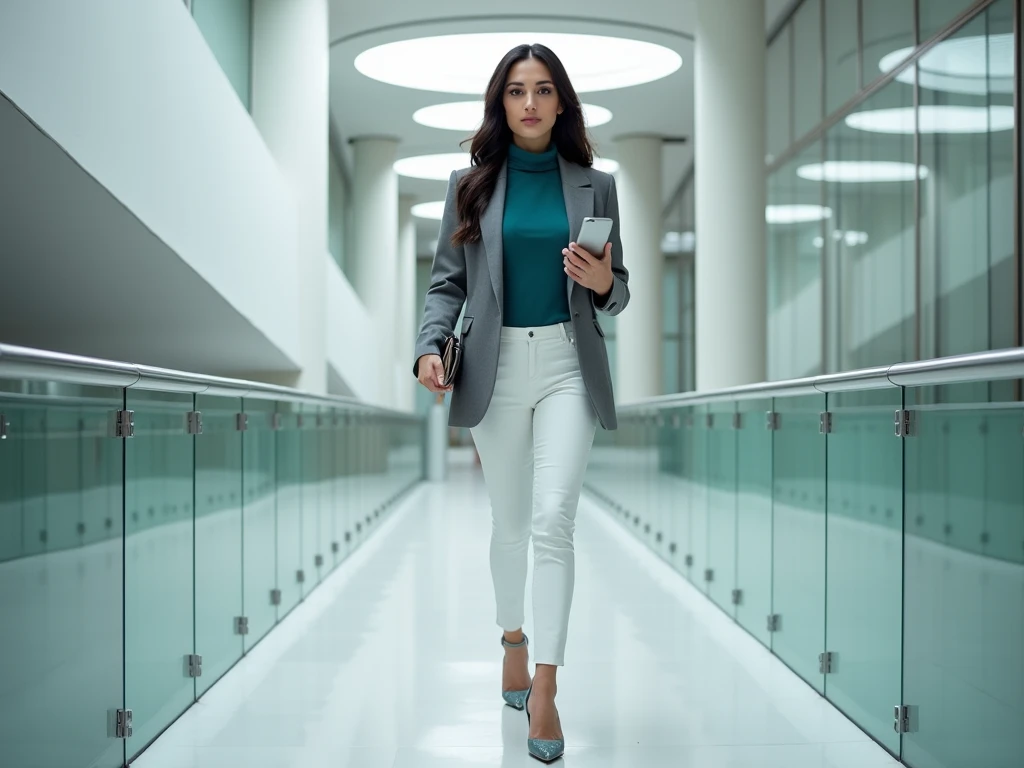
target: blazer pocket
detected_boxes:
[461,316,474,334]
[593,319,605,338]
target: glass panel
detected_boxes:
[275,403,303,614]
[735,398,773,645]
[793,0,823,140]
[124,388,195,756]
[919,0,980,42]
[707,403,738,612]
[771,393,826,692]
[652,412,677,561]
[0,384,125,768]
[903,384,1024,768]
[825,0,859,114]
[301,404,323,586]
[863,0,916,87]
[669,407,693,575]
[919,2,1016,361]
[243,399,278,648]
[191,0,252,110]
[194,394,243,695]
[689,405,710,589]
[767,141,824,380]
[825,77,915,373]
[824,388,903,753]
[767,25,793,164]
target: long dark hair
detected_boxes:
[452,44,594,246]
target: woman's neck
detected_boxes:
[512,133,553,154]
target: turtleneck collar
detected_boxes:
[508,142,559,172]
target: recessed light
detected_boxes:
[395,152,618,179]
[355,33,682,94]
[662,231,695,253]
[880,33,1013,95]
[413,101,613,131]
[411,201,446,220]
[797,161,927,183]
[846,105,1015,134]
[766,205,832,224]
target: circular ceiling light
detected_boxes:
[411,201,446,220]
[797,161,928,183]
[394,153,471,180]
[880,33,1013,95]
[846,105,1016,134]
[355,33,682,94]
[396,152,618,179]
[662,231,696,253]
[766,205,833,224]
[413,101,614,131]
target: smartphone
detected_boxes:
[574,217,613,259]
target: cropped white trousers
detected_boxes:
[470,321,598,666]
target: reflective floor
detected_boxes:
[134,453,900,768]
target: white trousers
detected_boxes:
[470,322,598,666]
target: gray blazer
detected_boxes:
[413,154,630,430]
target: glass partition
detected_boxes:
[0,367,424,768]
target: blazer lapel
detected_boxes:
[481,162,507,315]
[558,154,595,304]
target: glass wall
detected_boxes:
[190,0,252,111]
[767,0,1019,379]
[0,373,424,768]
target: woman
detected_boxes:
[413,43,629,763]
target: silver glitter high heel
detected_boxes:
[500,633,531,710]
[525,683,565,762]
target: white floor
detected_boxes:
[133,463,901,768]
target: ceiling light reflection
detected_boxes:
[879,33,1013,95]
[766,205,833,224]
[797,161,927,183]
[411,201,445,220]
[413,101,613,131]
[846,105,1015,134]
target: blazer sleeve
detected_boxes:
[592,174,630,317]
[413,170,467,377]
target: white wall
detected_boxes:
[326,254,382,405]
[0,0,301,368]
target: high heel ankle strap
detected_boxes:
[501,633,528,648]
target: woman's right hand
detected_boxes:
[416,354,452,394]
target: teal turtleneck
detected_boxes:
[501,143,571,328]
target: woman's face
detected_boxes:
[503,57,563,151]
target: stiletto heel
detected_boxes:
[525,684,565,763]
[500,633,531,710]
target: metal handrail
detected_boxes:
[618,347,1024,412]
[0,343,419,419]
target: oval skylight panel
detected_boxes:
[797,161,927,183]
[880,33,1013,95]
[396,153,618,179]
[414,101,613,130]
[356,33,682,94]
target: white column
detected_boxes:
[250,0,329,393]
[350,137,399,406]
[396,195,417,411]
[695,0,767,390]
[614,136,663,401]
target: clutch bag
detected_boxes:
[440,334,462,387]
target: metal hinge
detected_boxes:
[0,413,7,439]
[271,413,282,430]
[732,412,742,430]
[766,411,780,431]
[732,589,743,605]
[296,569,306,584]
[704,568,714,583]
[270,589,281,606]
[685,554,694,567]
[819,651,835,674]
[331,541,340,554]
[113,709,133,739]
[894,705,916,733]
[819,412,833,435]
[706,413,714,428]
[186,654,203,678]
[314,554,324,567]
[187,411,203,435]
[297,414,304,428]
[767,614,781,633]
[113,410,135,438]
[235,616,249,635]
[236,413,248,432]
[895,410,915,438]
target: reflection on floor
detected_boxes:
[134,459,900,768]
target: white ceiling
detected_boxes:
[327,0,798,246]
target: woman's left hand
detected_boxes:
[563,242,614,298]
